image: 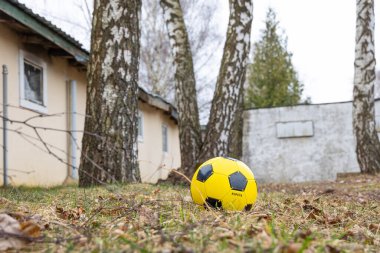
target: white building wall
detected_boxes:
[242,100,380,183]
[138,102,181,184]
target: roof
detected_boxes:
[0,0,178,122]
[139,87,178,123]
[0,0,89,65]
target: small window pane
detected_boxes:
[24,60,43,105]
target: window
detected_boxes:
[137,111,143,141]
[162,124,168,152]
[19,50,47,113]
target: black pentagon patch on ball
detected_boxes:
[197,164,213,182]
[229,171,247,191]
[205,197,222,209]
[245,204,253,211]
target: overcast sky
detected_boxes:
[18,0,380,103]
[219,0,380,103]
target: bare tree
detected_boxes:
[79,0,142,186]
[21,0,220,119]
[159,0,202,177]
[199,0,253,161]
[353,0,380,174]
[160,0,253,178]
[140,0,222,109]
[139,0,175,100]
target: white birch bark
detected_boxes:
[79,0,142,186]
[353,0,380,173]
[200,0,253,161]
[160,0,202,178]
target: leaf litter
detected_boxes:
[0,173,379,252]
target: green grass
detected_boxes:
[0,175,379,252]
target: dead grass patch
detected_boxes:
[0,174,379,252]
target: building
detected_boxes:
[243,100,380,183]
[0,0,180,186]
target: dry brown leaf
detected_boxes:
[322,188,335,195]
[0,213,26,251]
[246,224,263,236]
[282,243,302,253]
[227,239,241,248]
[302,204,322,215]
[325,244,341,253]
[56,206,86,221]
[306,211,318,220]
[112,228,134,241]
[369,223,379,233]
[283,198,292,205]
[294,229,312,239]
[254,213,272,221]
[77,206,85,215]
[20,220,41,238]
[344,211,356,219]
[324,215,341,225]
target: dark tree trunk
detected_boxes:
[199,0,253,162]
[353,0,380,174]
[227,98,244,159]
[79,0,142,186]
[160,0,202,178]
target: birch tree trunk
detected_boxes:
[353,0,380,174]
[160,0,202,177]
[199,0,253,161]
[160,0,253,178]
[79,0,142,186]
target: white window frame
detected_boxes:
[19,50,48,114]
[137,110,144,142]
[162,124,168,153]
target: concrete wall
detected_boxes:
[242,100,380,183]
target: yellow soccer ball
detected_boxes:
[190,157,258,211]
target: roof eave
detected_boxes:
[0,0,89,65]
[138,87,178,123]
